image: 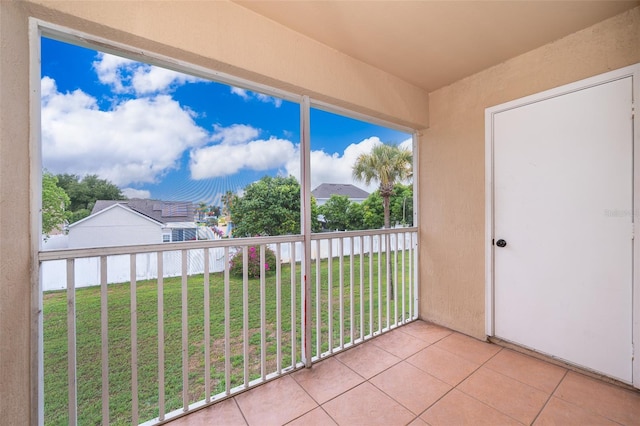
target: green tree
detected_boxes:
[319,195,351,231]
[231,176,319,237]
[310,196,322,233]
[42,172,71,237]
[361,184,414,229]
[390,183,413,226]
[362,191,384,229]
[346,201,366,230]
[207,205,221,218]
[196,201,208,221]
[221,190,237,220]
[56,174,125,221]
[352,143,412,229]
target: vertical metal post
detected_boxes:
[315,240,321,358]
[157,252,165,420]
[203,249,211,403]
[130,255,138,424]
[224,247,231,394]
[412,131,420,318]
[300,95,312,367]
[181,250,189,411]
[100,256,109,425]
[275,244,282,374]
[260,246,267,379]
[349,236,354,344]
[66,259,77,426]
[339,237,344,349]
[242,247,249,388]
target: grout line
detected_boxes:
[232,397,250,426]
[530,369,568,425]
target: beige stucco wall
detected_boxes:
[0,2,34,423]
[419,6,640,339]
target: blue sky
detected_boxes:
[41,37,411,206]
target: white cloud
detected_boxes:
[190,137,297,179]
[93,52,202,95]
[230,87,250,100]
[42,77,209,186]
[287,136,380,193]
[399,138,413,151]
[285,136,413,194]
[230,86,283,107]
[93,54,136,93]
[131,66,201,95]
[122,188,151,199]
[211,124,260,145]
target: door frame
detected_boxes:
[485,64,640,387]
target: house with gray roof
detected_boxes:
[68,199,209,248]
[311,183,369,206]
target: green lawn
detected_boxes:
[43,250,414,425]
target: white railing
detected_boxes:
[39,228,418,425]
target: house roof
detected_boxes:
[312,183,369,200]
[69,203,163,228]
[92,199,196,224]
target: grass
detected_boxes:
[43,250,414,425]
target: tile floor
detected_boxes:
[169,320,640,426]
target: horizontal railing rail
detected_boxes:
[39,228,418,425]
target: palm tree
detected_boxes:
[221,191,236,220]
[196,201,208,222]
[353,143,412,300]
[352,143,412,229]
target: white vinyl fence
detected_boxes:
[41,234,396,291]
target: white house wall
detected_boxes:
[68,206,162,248]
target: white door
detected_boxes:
[492,76,633,383]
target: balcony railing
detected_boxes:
[39,228,418,425]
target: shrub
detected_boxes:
[229,245,277,278]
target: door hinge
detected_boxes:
[632,223,635,240]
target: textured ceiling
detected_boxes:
[236,1,639,92]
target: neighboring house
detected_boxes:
[311,183,369,206]
[68,199,201,248]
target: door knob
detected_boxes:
[496,239,507,248]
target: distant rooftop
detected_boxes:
[311,183,369,200]
[92,199,195,224]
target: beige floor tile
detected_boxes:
[458,367,549,424]
[421,389,522,426]
[292,357,364,404]
[168,398,247,426]
[407,345,479,386]
[484,349,567,393]
[335,341,401,378]
[433,332,501,365]
[554,372,640,425]
[534,397,620,426]
[234,375,317,426]
[287,407,338,426]
[371,327,432,359]
[323,382,415,426]
[399,321,453,343]
[370,361,451,414]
